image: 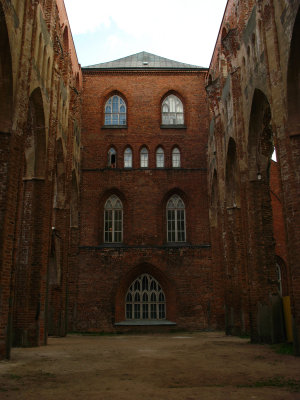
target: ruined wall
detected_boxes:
[0,0,81,359]
[207,0,300,350]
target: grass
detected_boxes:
[271,342,294,355]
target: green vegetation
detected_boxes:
[271,342,294,355]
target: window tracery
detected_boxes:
[105,95,126,125]
[162,94,184,125]
[125,274,166,320]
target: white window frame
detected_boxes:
[104,195,123,243]
[125,274,166,320]
[172,147,181,168]
[167,194,186,242]
[156,147,164,168]
[124,147,132,168]
[162,94,184,125]
[104,95,126,125]
[140,147,149,168]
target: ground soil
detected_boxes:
[0,331,300,399]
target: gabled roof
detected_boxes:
[83,51,205,70]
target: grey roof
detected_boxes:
[83,51,205,70]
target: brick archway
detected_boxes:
[246,89,280,342]
[13,87,47,348]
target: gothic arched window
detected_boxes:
[172,147,181,167]
[167,194,186,242]
[156,147,164,168]
[104,195,123,243]
[108,147,117,168]
[124,147,132,168]
[162,94,184,125]
[125,274,166,320]
[140,147,149,168]
[104,95,126,125]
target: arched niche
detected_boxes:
[248,89,274,182]
[63,26,69,54]
[24,88,46,179]
[247,88,278,326]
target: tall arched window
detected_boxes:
[108,147,117,168]
[156,147,164,168]
[104,195,123,243]
[167,195,186,242]
[172,147,181,167]
[104,95,126,125]
[124,147,132,168]
[162,94,184,125]
[125,274,166,320]
[140,147,149,168]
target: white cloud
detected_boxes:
[64,0,228,67]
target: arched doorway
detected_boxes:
[247,89,283,342]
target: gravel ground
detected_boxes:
[0,331,300,399]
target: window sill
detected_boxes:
[101,125,128,129]
[115,320,176,326]
[165,242,188,247]
[160,125,186,129]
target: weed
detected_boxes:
[271,343,294,355]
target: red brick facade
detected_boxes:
[73,69,218,331]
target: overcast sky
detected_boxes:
[64,0,228,68]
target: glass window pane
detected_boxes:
[162,95,184,125]
[125,274,166,321]
[156,148,164,168]
[151,304,157,319]
[134,304,140,319]
[126,304,132,319]
[142,304,148,319]
[140,148,148,167]
[105,96,126,125]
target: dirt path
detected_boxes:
[0,332,300,399]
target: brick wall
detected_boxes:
[73,69,221,331]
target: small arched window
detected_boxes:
[156,147,164,168]
[124,147,132,168]
[125,274,166,320]
[105,95,126,125]
[162,94,184,125]
[104,195,123,243]
[172,147,181,167]
[140,147,148,168]
[167,195,186,242]
[108,147,117,168]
